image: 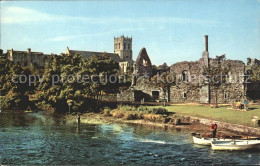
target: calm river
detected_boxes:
[0,111,260,165]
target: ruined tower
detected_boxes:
[114,35,132,61]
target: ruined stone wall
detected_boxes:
[134,77,167,101]
[170,84,201,103]
[117,89,134,102]
[117,77,168,102]
[223,60,245,81]
[209,59,245,103]
[209,84,245,103]
[168,58,246,103]
[170,60,203,85]
[116,34,252,103]
[247,58,260,66]
[169,60,204,103]
[135,48,153,77]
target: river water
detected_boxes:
[0,111,260,165]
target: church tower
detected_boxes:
[114,35,132,61]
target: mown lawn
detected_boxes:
[158,105,260,127]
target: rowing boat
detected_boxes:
[211,140,260,151]
[192,136,232,145]
[192,133,260,146]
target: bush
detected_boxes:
[110,110,125,118]
[123,113,139,120]
[136,106,168,115]
[103,107,111,116]
[151,108,168,114]
[142,114,166,123]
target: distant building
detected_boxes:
[65,35,134,73]
[6,48,51,68]
[6,35,135,72]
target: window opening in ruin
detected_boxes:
[224,92,228,99]
[182,71,188,82]
[183,92,187,98]
[143,59,147,66]
[152,91,160,101]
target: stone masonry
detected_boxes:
[118,35,256,103]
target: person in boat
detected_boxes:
[210,121,218,138]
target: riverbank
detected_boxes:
[3,103,259,136]
[64,111,259,137]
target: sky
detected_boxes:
[1,0,260,65]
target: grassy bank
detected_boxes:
[157,105,260,127]
[104,104,260,127]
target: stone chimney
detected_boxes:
[27,48,31,54]
[202,35,209,67]
[204,35,208,52]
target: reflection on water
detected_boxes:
[0,111,260,165]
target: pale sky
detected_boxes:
[1,0,260,65]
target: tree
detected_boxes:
[246,64,260,102]
[250,64,260,81]
[37,54,88,112]
[0,54,35,110]
[0,54,14,95]
[83,54,120,106]
[37,53,120,113]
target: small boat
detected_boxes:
[192,136,232,145]
[192,133,260,146]
[211,140,260,151]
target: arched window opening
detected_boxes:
[182,71,188,82]
[183,92,187,98]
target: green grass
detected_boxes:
[154,105,260,127]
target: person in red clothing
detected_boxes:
[210,121,218,138]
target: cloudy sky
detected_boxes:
[1,0,259,65]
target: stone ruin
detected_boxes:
[117,35,259,103]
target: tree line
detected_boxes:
[0,53,130,112]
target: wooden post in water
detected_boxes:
[77,114,81,125]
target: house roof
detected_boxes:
[68,49,121,62]
[8,50,43,55]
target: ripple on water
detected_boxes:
[1,112,260,165]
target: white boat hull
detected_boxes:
[192,136,232,146]
[211,140,260,151]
